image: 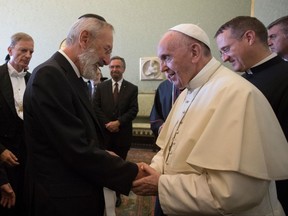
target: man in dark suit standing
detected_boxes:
[0,32,34,216]
[93,56,138,206]
[23,15,144,216]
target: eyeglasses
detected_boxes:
[104,47,112,55]
[219,31,246,58]
[219,46,231,58]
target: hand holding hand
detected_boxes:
[0,183,16,208]
[0,149,19,166]
[132,163,160,196]
[135,162,149,180]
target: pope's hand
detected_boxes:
[132,163,160,196]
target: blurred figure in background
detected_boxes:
[267,15,288,61]
[0,32,34,216]
[93,56,138,207]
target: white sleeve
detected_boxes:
[150,149,164,173]
[158,170,269,215]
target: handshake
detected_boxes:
[133,163,160,196]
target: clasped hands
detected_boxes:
[105,120,120,133]
[133,163,160,196]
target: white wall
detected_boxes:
[254,0,288,26]
[0,0,251,92]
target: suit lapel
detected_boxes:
[118,79,127,103]
[24,72,31,84]
[107,79,113,96]
[0,64,17,115]
[52,52,99,126]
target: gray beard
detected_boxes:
[82,64,98,80]
[79,49,99,80]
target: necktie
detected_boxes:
[10,71,27,78]
[79,77,90,100]
[87,80,92,101]
[113,82,119,104]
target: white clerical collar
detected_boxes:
[58,50,81,78]
[186,57,220,90]
[250,53,277,68]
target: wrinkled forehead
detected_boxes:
[268,24,283,33]
[158,32,181,52]
[12,39,34,49]
[215,29,235,45]
[95,27,113,45]
[14,38,34,45]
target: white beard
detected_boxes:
[79,48,99,80]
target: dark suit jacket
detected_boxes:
[23,52,138,216]
[149,80,174,138]
[242,55,288,214]
[150,80,181,138]
[93,79,138,158]
[0,63,30,215]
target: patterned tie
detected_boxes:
[113,82,119,104]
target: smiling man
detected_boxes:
[93,56,138,207]
[23,15,144,216]
[132,23,288,216]
[215,16,288,215]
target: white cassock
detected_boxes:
[151,57,288,216]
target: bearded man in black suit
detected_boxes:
[23,15,144,216]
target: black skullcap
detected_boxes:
[78,13,106,22]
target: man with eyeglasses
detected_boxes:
[23,15,145,216]
[215,16,288,215]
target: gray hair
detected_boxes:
[110,55,126,69]
[267,15,288,36]
[9,32,34,48]
[66,17,113,46]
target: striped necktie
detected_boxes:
[113,82,119,103]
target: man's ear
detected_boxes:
[190,43,202,63]
[7,46,12,56]
[79,30,89,49]
[243,30,256,45]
